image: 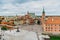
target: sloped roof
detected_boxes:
[45,17,60,24]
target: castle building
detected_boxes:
[41,8,60,34]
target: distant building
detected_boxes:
[35,16,41,19]
[28,13,35,19]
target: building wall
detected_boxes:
[44,25,60,33]
[42,17,60,33]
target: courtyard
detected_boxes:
[15,24,43,35]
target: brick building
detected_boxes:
[41,8,60,33]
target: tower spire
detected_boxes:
[42,7,45,13]
[42,7,45,25]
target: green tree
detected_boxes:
[1,26,8,30]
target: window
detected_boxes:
[46,25,47,26]
[55,25,56,26]
[59,25,60,26]
[48,24,50,26]
[51,27,53,29]
[46,27,47,29]
[48,29,50,31]
[48,27,50,29]
[59,30,60,31]
[51,24,52,26]
[55,30,56,31]
[46,30,47,31]
[51,29,52,31]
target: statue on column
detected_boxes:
[16,27,20,32]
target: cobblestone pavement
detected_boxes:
[15,24,43,35]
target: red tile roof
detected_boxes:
[45,17,60,24]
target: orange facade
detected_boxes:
[43,17,60,33]
[41,9,60,33]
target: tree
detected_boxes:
[1,26,8,30]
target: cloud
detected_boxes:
[0,0,60,16]
[15,0,60,15]
[14,0,41,4]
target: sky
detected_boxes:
[0,0,60,16]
